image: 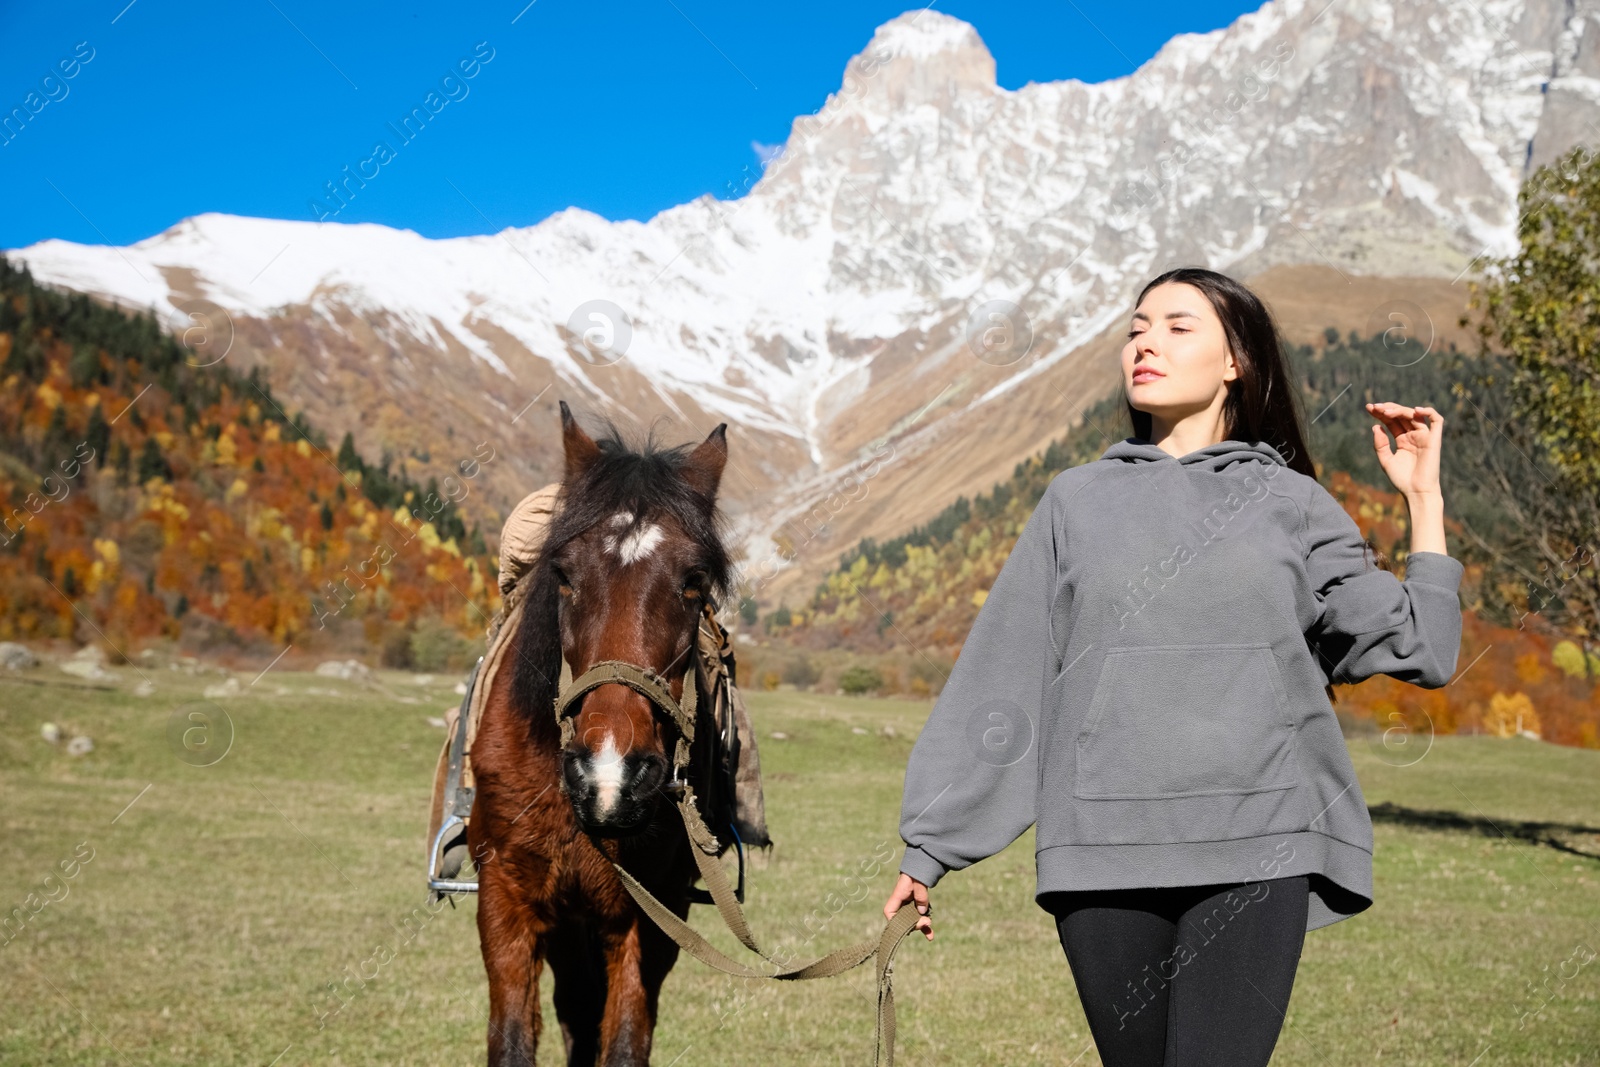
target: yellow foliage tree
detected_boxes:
[1483,691,1541,739]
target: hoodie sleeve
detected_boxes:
[1301,485,1465,689]
[898,484,1061,889]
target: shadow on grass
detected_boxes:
[1369,801,1600,861]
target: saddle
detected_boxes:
[426,485,772,897]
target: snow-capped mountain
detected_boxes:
[13,0,1599,601]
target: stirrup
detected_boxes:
[429,815,479,898]
[428,656,484,900]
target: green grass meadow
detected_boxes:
[1,667,1596,1065]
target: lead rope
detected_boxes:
[607,825,923,1067]
[611,750,922,1064]
[554,624,924,1064]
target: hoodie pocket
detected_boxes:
[1074,642,1299,801]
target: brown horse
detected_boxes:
[467,402,736,1066]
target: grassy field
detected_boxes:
[1,663,1596,1066]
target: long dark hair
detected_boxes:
[1125,267,1317,482]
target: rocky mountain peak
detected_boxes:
[836,10,998,111]
[13,0,1600,602]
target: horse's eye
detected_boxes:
[682,570,706,600]
[552,566,573,596]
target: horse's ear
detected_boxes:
[559,400,601,483]
[680,423,728,502]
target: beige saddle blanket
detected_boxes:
[428,484,771,861]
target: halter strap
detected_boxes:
[553,658,697,773]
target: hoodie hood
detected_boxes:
[1100,437,1289,474]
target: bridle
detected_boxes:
[549,603,745,905]
[551,653,699,800]
[548,579,729,806]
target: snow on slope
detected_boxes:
[13,0,1596,470]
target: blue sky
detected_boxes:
[0,0,1265,250]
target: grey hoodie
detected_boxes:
[896,437,1465,931]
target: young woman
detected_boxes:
[881,266,1464,1067]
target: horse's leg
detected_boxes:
[596,904,686,1067]
[635,903,686,1057]
[593,918,652,1067]
[546,919,606,1067]
[478,868,546,1066]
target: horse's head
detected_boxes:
[513,401,731,837]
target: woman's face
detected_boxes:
[1120,281,1238,428]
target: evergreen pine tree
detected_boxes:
[85,405,111,467]
[137,437,172,482]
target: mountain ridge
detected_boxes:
[12,0,1599,605]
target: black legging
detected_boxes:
[1040,875,1309,1067]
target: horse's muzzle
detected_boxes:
[561,746,669,836]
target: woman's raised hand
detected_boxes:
[1366,402,1444,498]
[884,872,934,941]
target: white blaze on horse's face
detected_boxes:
[589,733,626,819]
[600,510,664,566]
